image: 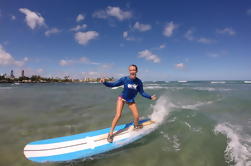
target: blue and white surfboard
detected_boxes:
[24,119,155,163]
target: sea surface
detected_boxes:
[0,81,250,166]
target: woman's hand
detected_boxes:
[100,78,107,83]
[151,95,157,101]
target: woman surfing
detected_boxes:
[100,64,157,143]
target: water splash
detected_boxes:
[128,95,173,138]
[149,95,174,125]
[214,123,251,166]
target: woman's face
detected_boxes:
[129,66,137,79]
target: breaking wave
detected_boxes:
[214,123,251,166]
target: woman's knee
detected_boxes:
[114,113,121,119]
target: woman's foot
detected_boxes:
[134,124,143,129]
[107,133,114,143]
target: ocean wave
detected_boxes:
[144,86,168,90]
[211,81,226,84]
[244,81,251,84]
[127,95,174,140]
[184,121,202,133]
[184,121,191,128]
[149,95,174,124]
[160,132,181,152]
[111,86,123,90]
[192,87,232,92]
[172,135,181,151]
[144,86,186,90]
[145,83,160,86]
[214,123,251,166]
[0,87,12,90]
[175,100,214,110]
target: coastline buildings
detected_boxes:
[0,70,114,83]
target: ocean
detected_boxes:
[0,81,250,166]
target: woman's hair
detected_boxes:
[129,64,138,72]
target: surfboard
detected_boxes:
[24,119,155,163]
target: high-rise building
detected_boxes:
[10,70,14,78]
[22,70,25,77]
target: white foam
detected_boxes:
[128,96,173,139]
[145,83,160,86]
[192,87,232,92]
[184,122,191,128]
[178,101,214,110]
[214,123,251,166]
[144,86,168,90]
[149,95,174,124]
[111,86,123,90]
[172,135,181,151]
[211,81,226,84]
[244,81,251,84]
[192,87,217,91]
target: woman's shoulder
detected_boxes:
[119,76,128,81]
[136,77,143,83]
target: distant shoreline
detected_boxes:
[0,76,114,84]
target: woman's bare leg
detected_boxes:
[128,102,140,126]
[109,97,125,135]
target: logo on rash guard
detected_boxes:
[128,84,137,90]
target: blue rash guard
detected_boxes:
[103,76,152,103]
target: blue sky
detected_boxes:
[0,0,251,81]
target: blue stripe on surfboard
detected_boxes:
[28,129,147,163]
[28,119,150,145]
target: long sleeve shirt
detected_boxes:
[103,76,151,103]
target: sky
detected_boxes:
[0,0,251,81]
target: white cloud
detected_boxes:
[138,49,160,63]
[184,29,195,41]
[81,71,100,78]
[123,31,128,38]
[106,6,132,21]
[175,63,185,70]
[11,15,16,20]
[133,22,151,32]
[246,8,251,16]
[79,57,100,65]
[0,45,28,67]
[19,8,46,29]
[70,24,87,31]
[59,59,72,66]
[207,51,227,58]
[76,14,85,22]
[163,21,178,37]
[197,37,213,44]
[207,53,220,58]
[184,29,214,44]
[93,6,132,21]
[216,27,236,36]
[101,64,113,69]
[45,28,60,36]
[123,31,135,41]
[36,68,44,74]
[92,10,107,19]
[159,44,166,49]
[59,57,99,66]
[74,31,99,45]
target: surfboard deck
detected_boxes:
[24,119,155,163]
